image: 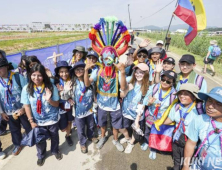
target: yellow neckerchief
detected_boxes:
[149,59,155,70]
[159,86,171,100]
[154,99,196,131]
[155,86,172,108]
[34,83,45,94]
[179,101,196,116]
[63,77,70,85]
[71,56,76,64]
[7,71,15,86]
[133,60,139,66]
[179,74,189,81]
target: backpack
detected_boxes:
[211,45,221,57]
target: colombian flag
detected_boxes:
[149,124,175,151]
[174,0,197,45]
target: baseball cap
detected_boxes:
[161,70,177,80]
[126,48,136,55]
[86,50,99,59]
[156,40,164,45]
[137,48,148,56]
[133,63,149,72]
[198,87,222,103]
[179,54,195,64]
[163,57,175,65]
[175,83,200,99]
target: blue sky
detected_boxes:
[1,0,221,27]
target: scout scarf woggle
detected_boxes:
[34,83,45,115]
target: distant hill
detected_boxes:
[135,24,222,32]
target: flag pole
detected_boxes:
[164,0,179,44]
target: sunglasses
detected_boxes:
[161,77,173,85]
[87,56,97,60]
[138,54,147,58]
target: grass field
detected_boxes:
[140,33,222,75]
[0,31,89,54]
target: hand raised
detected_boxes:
[43,87,52,102]
[139,39,151,48]
[155,60,163,73]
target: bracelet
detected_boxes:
[28,117,33,121]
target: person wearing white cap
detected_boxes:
[203,40,219,76]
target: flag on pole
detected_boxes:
[190,0,207,31]
[174,0,197,45]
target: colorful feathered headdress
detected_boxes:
[89,16,130,58]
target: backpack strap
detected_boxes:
[195,75,204,90]
[196,101,204,115]
[152,84,159,97]
[170,93,176,105]
[14,73,21,89]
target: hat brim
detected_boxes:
[174,90,200,100]
[179,59,195,64]
[86,54,99,59]
[73,49,87,57]
[137,50,148,56]
[0,63,14,70]
[198,92,222,103]
[161,73,176,80]
[69,63,86,75]
[54,66,72,75]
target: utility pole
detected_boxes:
[128,4,132,29]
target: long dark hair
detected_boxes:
[18,55,27,71]
[26,56,41,74]
[129,68,150,96]
[27,64,53,97]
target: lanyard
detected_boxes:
[179,75,189,84]
[78,80,86,102]
[174,102,196,141]
[195,118,222,157]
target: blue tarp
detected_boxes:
[6,38,91,72]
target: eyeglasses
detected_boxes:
[161,77,173,85]
[138,54,147,59]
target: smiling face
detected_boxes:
[74,66,84,78]
[160,75,173,89]
[58,67,69,81]
[31,71,43,86]
[151,52,161,62]
[137,52,147,63]
[163,61,174,71]
[134,68,145,81]
[178,90,196,106]
[75,51,84,61]
[205,97,222,119]
[179,62,195,74]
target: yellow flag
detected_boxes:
[190,0,207,31]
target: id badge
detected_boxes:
[65,102,71,109]
[200,147,208,159]
[173,130,182,142]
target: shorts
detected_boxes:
[58,110,74,130]
[203,57,215,65]
[97,107,123,129]
[122,117,144,129]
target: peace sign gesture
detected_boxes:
[85,59,95,71]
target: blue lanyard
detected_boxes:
[178,103,193,132]
[59,78,65,87]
